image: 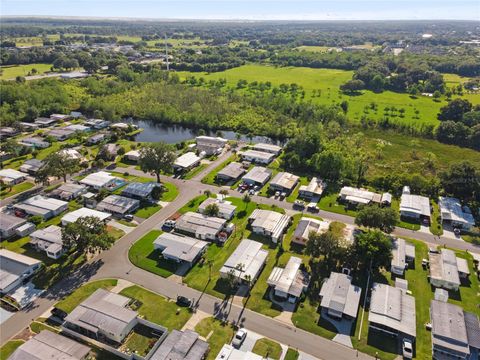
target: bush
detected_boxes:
[29,215,43,225]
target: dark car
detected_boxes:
[51,307,68,320]
[176,295,192,307]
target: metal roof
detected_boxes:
[0,213,26,231]
[391,238,415,271]
[30,225,62,245]
[400,193,431,217]
[439,196,475,227]
[241,166,271,185]
[61,207,111,224]
[240,149,275,162]
[249,209,291,241]
[174,152,201,169]
[154,232,208,263]
[0,249,41,292]
[80,171,118,187]
[96,195,140,215]
[217,162,245,180]
[175,212,226,238]
[270,172,299,191]
[340,186,382,204]
[267,256,309,297]
[122,182,159,198]
[431,300,470,354]
[198,198,236,218]
[299,177,326,196]
[429,249,462,287]
[0,169,25,180]
[150,329,209,360]
[252,143,282,154]
[319,272,361,319]
[220,239,269,281]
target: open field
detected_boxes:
[195,317,235,360]
[0,182,35,200]
[177,64,480,128]
[295,45,331,53]
[252,338,283,360]
[0,63,52,79]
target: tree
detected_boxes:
[204,203,220,217]
[219,189,229,199]
[151,185,163,200]
[440,161,480,201]
[353,230,393,271]
[438,98,472,121]
[37,152,80,182]
[340,79,365,94]
[305,230,341,264]
[242,193,251,209]
[355,205,399,233]
[62,216,115,255]
[138,142,176,183]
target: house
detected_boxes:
[399,186,431,221]
[267,256,309,303]
[174,152,201,172]
[19,122,40,131]
[439,196,475,230]
[175,212,226,241]
[339,186,390,206]
[50,114,70,121]
[0,169,26,185]
[8,330,90,360]
[96,195,140,216]
[84,118,110,129]
[86,133,108,145]
[196,135,228,155]
[110,122,133,130]
[298,177,326,200]
[100,143,119,160]
[60,71,89,79]
[70,111,83,119]
[14,195,68,219]
[319,272,361,320]
[0,127,19,138]
[80,171,124,191]
[215,344,263,360]
[241,166,272,187]
[59,148,84,161]
[269,172,299,194]
[149,329,209,360]
[0,213,27,239]
[63,289,138,344]
[368,283,416,339]
[0,249,42,295]
[391,238,416,276]
[29,225,65,259]
[216,162,246,183]
[61,207,112,226]
[153,232,208,268]
[248,209,291,243]
[239,149,275,164]
[65,124,90,132]
[46,128,75,141]
[124,150,141,162]
[429,249,470,291]
[252,143,282,155]
[19,137,50,149]
[34,117,57,127]
[198,197,236,220]
[8,330,91,360]
[220,239,268,284]
[50,183,87,201]
[292,217,330,246]
[430,300,480,360]
[122,182,160,200]
[19,159,44,175]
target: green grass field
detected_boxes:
[0,181,35,200]
[195,317,235,360]
[252,338,283,360]
[0,63,52,79]
[295,45,331,53]
[0,340,24,359]
[177,64,480,128]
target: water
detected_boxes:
[130,119,283,145]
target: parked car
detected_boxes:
[232,328,247,348]
[293,200,305,209]
[176,295,192,307]
[124,214,134,221]
[274,191,280,198]
[280,192,287,199]
[164,219,176,228]
[307,203,319,213]
[402,339,413,359]
[51,307,68,320]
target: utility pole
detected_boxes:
[165,34,169,71]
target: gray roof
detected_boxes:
[249,209,291,241]
[391,238,415,271]
[429,249,462,287]
[217,162,245,180]
[96,195,140,215]
[400,193,431,217]
[252,143,282,154]
[8,330,90,360]
[369,283,416,337]
[240,149,275,162]
[50,183,86,199]
[122,182,159,198]
[439,196,475,227]
[0,249,41,292]
[0,213,27,232]
[19,159,44,173]
[298,177,325,197]
[270,172,299,191]
[175,212,226,238]
[220,239,269,281]
[198,198,236,218]
[242,166,271,185]
[293,217,329,244]
[154,233,208,263]
[340,186,382,204]
[267,256,309,298]
[47,128,75,138]
[465,312,480,350]
[150,329,209,360]
[319,272,361,319]
[16,195,68,213]
[431,300,470,354]
[30,225,62,246]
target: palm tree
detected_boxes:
[242,193,251,210]
[219,189,229,201]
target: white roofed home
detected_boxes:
[0,213,27,239]
[339,186,389,207]
[124,150,141,162]
[439,196,476,230]
[391,238,416,276]
[50,183,87,201]
[248,209,291,243]
[319,272,361,320]
[298,177,326,200]
[0,169,26,185]
[216,162,246,183]
[80,171,124,191]
[267,256,310,303]
[196,135,228,155]
[292,217,331,246]
[220,239,268,284]
[215,344,263,360]
[429,249,470,291]
[13,195,68,220]
[197,197,236,220]
[30,225,65,259]
[0,249,42,295]
[400,186,431,221]
[61,207,112,226]
[173,152,201,172]
[153,232,208,268]
[239,149,275,164]
[252,142,282,155]
[269,172,300,194]
[241,166,272,187]
[175,211,227,241]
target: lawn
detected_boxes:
[0,181,35,200]
[129,230,177,278]
[295,45,331,53]
[429,200,443,236]
[184,163,208,180]
[286,177,309,203]
[161,182,179,202]
[120,285,192,331]
[285,348,300,360]
[55,279,118,313]
[30,320,60,334]
[252,338,283,360]
[107,225,125,240]
[0,340,24,359]
[195,317,235,360]
[0,63,52,79]
[317,189,358,217]
[135,203,162,218]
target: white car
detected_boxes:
[402,339,413,359]
[232,328,247,348]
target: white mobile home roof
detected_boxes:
[400,193,431,217]
[270,172,299,191]
[15,195,68,217]
[391,238,415,273]
[320,272,361,319]
[252,143,282,154]
[174,152,201,169]
[293,217,330,243]
[215,344,263,360]
[267,256,308,298]
[439,197,475,227]
[217,162,245,180]
[340,186,382,204]
[0,249,41,292]
[124,150,140,160]
[240,149,275,162]
[220,239,268,281]
[80,171,117,188]
[175,212,226,238]
[0,169,25,181]
[249,209,291,241]
[61,207,112,225]
[198,197,236,219]
[0,213,27,233]
[153,232,208,263]
[242,166,271,185]
[429,249,463,287]
[30,225,62,246]
[96,195,139,215]
[299,177,326,197]
[50,183,86,199]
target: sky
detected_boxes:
[1,0,479,21]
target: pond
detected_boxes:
[130,120,283,145]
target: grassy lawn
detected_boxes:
[55,279,118,313]
[429,200,443,236]
[317,190,358,217]
[0,340,24,359]
[201,154,237,185]
[122,324,158,357]
[0,63,52,79]
[286,177,309,203]
[129,230,177,278]
[252,338,283,360]
[120,285,192,331]
[195,317,235,360]
[392,198,421,231]
[0,181,35,200]
[285,348,300,360]
[184,163,208,180]
[161,182,179,202]
[30,320,60,334]
[117,219,137,227]
[135,203,162,218]
[106,225,125,240]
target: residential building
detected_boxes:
[400,186,431,221]
[50,114,70,121]
[216,162,246,182]
[124,150,141,162]
[430,300,480,360]
[65,124,91,132]
[0,169,26,185]
[439,196,475,230]
[220,239,268,284]
[19,137,50,149]
[8,330,91,360]
[59,148,84,161]
[50,183,87,201]
[14,195,68,220]
[80,171,124,190]
[30,225,64,259]
[153,232,208,268]
[248,209,291,243]
[61,207,112,226]
[267,256,309,302]
[391,238,416,276]
[239,149,275,164]
[368,283,416,339]
[198,197,236,220]
[292,217,330,246]
[196,135,228,155]
[110,122,133,130]
[174,152,201,172]
[252,143,282,155]
[19,159,44,175]
[47,128,76,141]
[339,186,390,206]
[319,272,361,320]
[86,133,108,145]
[175,212,227,241]
[19,122,40,131]
[100,143,119,160]
[269,172,300,194]
[96,195,140,216]
[34,117,57,127]
[149,329,209,360]
[215,344,263,360]
[241,166,272,187]
[122,182,160,200]
[84,118,110,129]
[298,177,326,200]
[0,213,27,239]
[429,249,470,291]
[0,127,19,138]
[0,249,42,295]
